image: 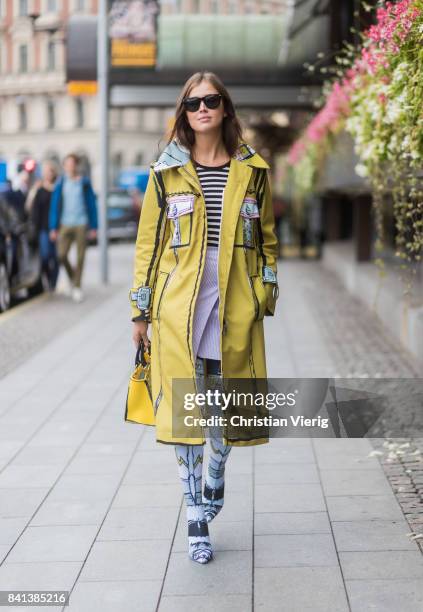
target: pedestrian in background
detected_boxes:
[31,161,59,291]
[49,153,98,303]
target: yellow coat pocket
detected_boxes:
[166,193,195,248]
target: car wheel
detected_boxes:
[0,263,11,313]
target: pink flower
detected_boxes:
[286,0,422,167]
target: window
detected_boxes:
[19,0,28,16]
[134,152,143,166]
[75,98,84,128]
[47,0,57,10]
[47,100,55,129]
[74,0,85,11]
[19,44,28,73]
[18,103,27,130]
[47,41,55,71]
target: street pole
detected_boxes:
[98,0,109,284]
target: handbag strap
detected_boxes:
[135,337,151,367]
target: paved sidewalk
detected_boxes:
[0,244,422,612]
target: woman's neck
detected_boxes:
[191,132,229,166]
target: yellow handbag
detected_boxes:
[124,339,155,426]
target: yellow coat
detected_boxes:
[129,138,279,446]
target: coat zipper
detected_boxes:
[180,165,207,392]
[244,246,259,321]
[243,245,257,377]
[217,186,226,365]
[154,246,179,414]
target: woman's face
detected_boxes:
[43,163,56,183]
[184,80,226,136]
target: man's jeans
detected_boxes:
[39,230,59,289]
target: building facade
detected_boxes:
[0,0,172,188]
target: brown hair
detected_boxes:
[167,71,243,157]
[63,153,80,165]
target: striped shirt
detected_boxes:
[194,160,230,248]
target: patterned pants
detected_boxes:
[174,355,232,561]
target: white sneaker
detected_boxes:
[71,287,84,303]
[56,279,72,297]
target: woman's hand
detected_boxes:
[132,320,150,350]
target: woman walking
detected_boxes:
[130,71,279,564]
[31,161,59,291]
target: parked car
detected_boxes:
[107,188,141,241]
[0,195,44,313]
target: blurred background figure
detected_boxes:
[49,153,98,303]
[3,175,31,283]
[5,172,30,224]
[31,161,60,292]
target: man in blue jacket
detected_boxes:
[49,153,98,302]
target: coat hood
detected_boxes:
[151,138,269,173]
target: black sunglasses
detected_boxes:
[183,94,222,113]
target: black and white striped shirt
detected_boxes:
[194,160,230,248]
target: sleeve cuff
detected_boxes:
[132,313,151,323]
[129,286,153,322]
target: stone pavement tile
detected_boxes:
[346,579,423,612]
[339,551,423,580]
[0,441,23,461]
[255,566,349,612]
[320,469,393,496]
[255,534,338,568]
[316,454,382,470]
[9,445,76,467]
[217,471,252,492]
[132,447,177,463]
[0,488,49,518]
[173,516,252,553]
[44,474,121,503]
[313,439,374,455]
[223,459,253,475]
[158,594,252,612]
[0,560,80,592]
[0,465,63,489]
[77,442,136,457]
[85,424,141,445]
[332,520,419,551]
[326,494,405,521]
[112,484,182,509]
[214,490,253,522]
[98,506,179,541]
[65,453,129,476]
[0,427,36,443]
[5,525,98,562]
[162,550,251,596]
[67,579,162,612]
[255,512,331,535]
[79,540,171,582]
[254,463,319,484]
[122,460,184,486]
[0,517,28,546]
[255,484,326,513]
[30,498,111,527]
[254,444,315,465]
